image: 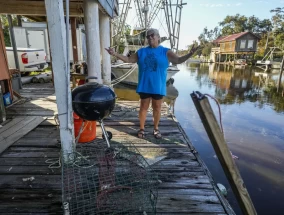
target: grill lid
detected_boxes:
[72,82,116,104]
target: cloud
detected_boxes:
[236,3,243,6]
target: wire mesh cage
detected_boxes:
[62,141,158,215]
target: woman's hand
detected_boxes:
[188,44,199,55]
[105,47,116,56]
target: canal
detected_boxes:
[114,63,284,215]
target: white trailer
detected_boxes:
[12,22,86,63]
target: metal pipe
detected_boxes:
[100,120,111,148]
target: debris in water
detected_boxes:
[230,151,239,160]
[217,183,227,196]
[214,151,239,160]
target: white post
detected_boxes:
[83,0,102,83]
[45,0,75,161]
[99,12,111,85]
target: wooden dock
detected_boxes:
[0,84,234,214]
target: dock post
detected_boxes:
[99,12,111,85]
[71,17,79,64]
[83,0,102,83]
[7,15,22,89]
[190,92,257,215]
[277,55,284,92]
[45,0,75,162]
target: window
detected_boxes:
[240,40,246,49]
[248,40,254,49]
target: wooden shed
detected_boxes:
[211,32,260,64]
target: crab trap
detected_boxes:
[62,141,158,215]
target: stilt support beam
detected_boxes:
[84,0,102,83]
[99,12,111,85]
[45,0,75,161]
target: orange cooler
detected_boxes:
[73,112,96,143]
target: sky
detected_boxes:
[125,0,284,50]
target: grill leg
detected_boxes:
[99,120,111,148]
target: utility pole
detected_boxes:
[7,15,22,89]
[144,0,149,46]
[277,55,284,92]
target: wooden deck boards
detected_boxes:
[0,85,234,214]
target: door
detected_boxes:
[27,30,46,51]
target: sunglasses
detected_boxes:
[146,33,155,39]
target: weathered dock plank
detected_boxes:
[0,85,234,214]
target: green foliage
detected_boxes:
[219,14,272,35]
[124,24,131,36]
[270,7,284,50]
[202,43,213,56]
[0,15,18,47]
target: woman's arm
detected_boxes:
[167,45,199,64]
[105,47,138,63]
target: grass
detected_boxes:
[28,66,51,76]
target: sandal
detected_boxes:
[137,129,145,138]
[153,129,162,139]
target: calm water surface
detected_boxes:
[173,63,284,215]
[114,63,284,215]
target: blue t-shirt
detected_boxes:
[136,45,170,96]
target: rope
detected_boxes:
[204,94,224,134]
[111,64,138,86]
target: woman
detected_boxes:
[105,28,198,139]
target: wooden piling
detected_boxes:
[191,92,257,215]
[277,55,284,92]
[70,17,79,64]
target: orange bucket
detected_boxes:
[73,112,96,143]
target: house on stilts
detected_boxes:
[210,32,260,65]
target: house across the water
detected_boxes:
[210,31,260,64]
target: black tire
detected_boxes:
[102,131,112,140]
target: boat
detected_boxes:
[110,0,185,86]
[111,61,179,86]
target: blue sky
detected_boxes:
[175,0,283,49]
[126,0,284,49]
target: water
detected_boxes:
[173,63,284,215]
[113,63,284,215]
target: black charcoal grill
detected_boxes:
[72,79,116,147]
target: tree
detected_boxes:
[0,15,34,47]
[202,43,213,57]
[270,7,284,49]
[219,14,248,35]
[218,14,273,35]
[0,15,17,46]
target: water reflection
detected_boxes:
[191,63,284,112]
[175,63,284,215]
